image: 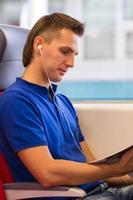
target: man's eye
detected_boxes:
[61,49,70,55]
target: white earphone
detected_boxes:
[38,44,43,55]
[38,44,52,88]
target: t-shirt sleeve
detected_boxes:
[1,91,48,152]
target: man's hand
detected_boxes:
[118,147,133,175]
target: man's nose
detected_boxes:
[65,56,74,68]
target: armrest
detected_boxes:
[0,180,6,200]
[4,182,86,200]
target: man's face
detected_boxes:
[41,28,79,82]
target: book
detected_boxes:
[89,145,133,178]
[75,103,133,178]
[89,145,133,164]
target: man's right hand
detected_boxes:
[116,147,133,176]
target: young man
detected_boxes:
[0,13,133,200]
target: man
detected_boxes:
[0,13,133,200]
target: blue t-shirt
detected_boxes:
[0,78,100,195]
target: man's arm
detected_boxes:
[80,141,95,162]
[18,145,133,188]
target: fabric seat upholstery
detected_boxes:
[0,25,28,90]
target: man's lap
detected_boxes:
[24,184,133,200]
[77,184,133,200]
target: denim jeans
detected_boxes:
[76,183,133,200]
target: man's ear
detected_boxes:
[33,35,44,55]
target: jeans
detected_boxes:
[75,183,133,200]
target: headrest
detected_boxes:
[0,25,29,90]
[0,29,6,61]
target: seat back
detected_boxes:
[0,25,29,184]
[0,28,6,62]
[0,28,6,94]
[0,25,29,199]
[0,24,29,90]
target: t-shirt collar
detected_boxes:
[16,77,57,94]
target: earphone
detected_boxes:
[38,44,53,89]
[38,44,43,55]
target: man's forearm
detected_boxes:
[18,146,133,188]
[37,159,122,187]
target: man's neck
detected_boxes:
[22,65,49,88]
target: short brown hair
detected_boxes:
[23,12,85,67]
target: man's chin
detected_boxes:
[52,76,63,83]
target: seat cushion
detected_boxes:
[0,179,6,200]
[0,153,14,183]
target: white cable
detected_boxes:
[53,95,86,158]
[38,45,53,90]
[39,46,86,158]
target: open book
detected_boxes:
[75,103,133,178]
[89,145,133,178]
[89,145,133,164]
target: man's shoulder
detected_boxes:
[2,79,31,98]
[1,88,26,103]
[2,80,22,93]
[0,82,32,107]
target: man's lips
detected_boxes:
[58,68,67,74]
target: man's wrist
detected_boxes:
[95,162,124,178]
